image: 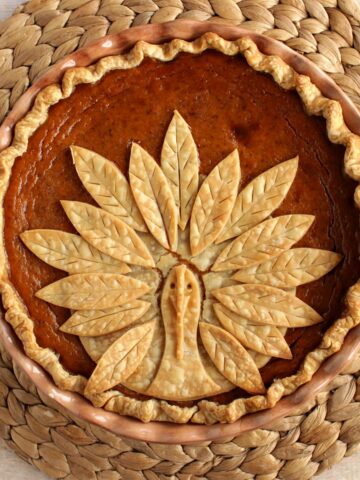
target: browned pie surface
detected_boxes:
[4,50,360,403]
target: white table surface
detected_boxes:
[0,1,360,478]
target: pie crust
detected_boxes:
[1,33,360,424]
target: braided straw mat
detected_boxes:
[2,1,360,479]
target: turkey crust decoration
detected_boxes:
[21,111,342,403]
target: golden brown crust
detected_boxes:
[190,150,240,256]
[1,33,360,424]
[161,110,199,231]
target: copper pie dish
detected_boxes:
[0,20,360,443]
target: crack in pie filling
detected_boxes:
[1,33,360,424]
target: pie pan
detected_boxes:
[1,20,360,444]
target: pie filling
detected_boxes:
[4,50,360,405]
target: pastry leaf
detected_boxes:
[212,283,323,327]
[212,214,314,271]
[216,157,298,243]
[232,248,342,288]
[85,320,155,395]
[60,300,151,336]
[36,273,150,310]
[81,305,158,363]
[200,322,265,394]
[21,229,130,274]
[190,150,240,256]
[161,111,199,231]
[71,146,146,231]
[130,143,178,251]
[214,303,292,359]
[61,201,154,268]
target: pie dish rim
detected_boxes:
[0,21,360,426]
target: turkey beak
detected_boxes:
[170,265,189,360]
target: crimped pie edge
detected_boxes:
[0,33,360,424]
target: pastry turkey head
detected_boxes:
[163,264,199,361]
[146,264,223,401]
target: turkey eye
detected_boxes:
[170,282,176,289]
[187,283,192,290]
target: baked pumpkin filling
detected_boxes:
[2,35,360,423]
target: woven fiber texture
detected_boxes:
[1,343,360,480]
[2,0,360,479]
[1,0,360,123]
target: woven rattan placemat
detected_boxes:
[2,1,360,479]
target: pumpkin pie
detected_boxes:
[1,33,360,424]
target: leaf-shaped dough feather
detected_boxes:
[60,300,150,336]
[232,248,342,288]
[130,143,178,251]
[21,230,130,274]
[214,303,292,359]
[61,201,154,268]
[36,273,150,310]
[216,157,298,243]
[190,150,240,256]
[161,111,199,230]
[200,323,265,394]
[85,321,155,395]
[71,146,146,231]
[212,215,314,271]
[212,284,323,327]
